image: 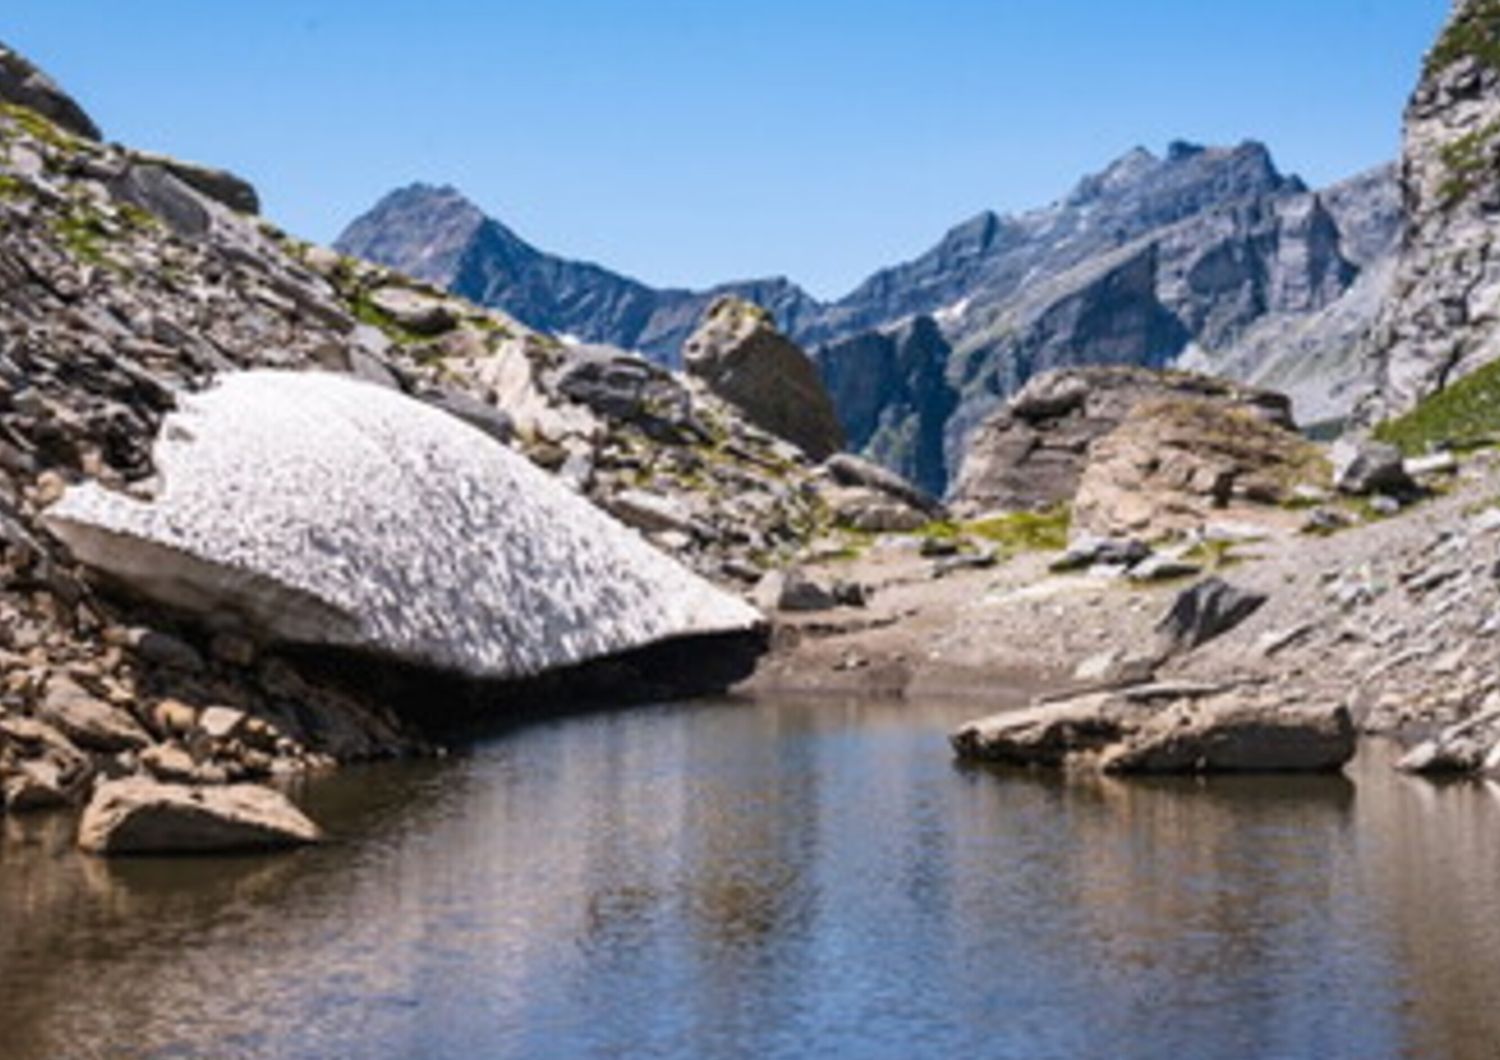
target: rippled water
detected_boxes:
[4,697,1500,1060]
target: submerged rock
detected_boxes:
[78,777,322,855]
[47,370,764,686]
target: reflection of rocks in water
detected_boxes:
[1350,745,1500,1059]
[951,758,1393,1054]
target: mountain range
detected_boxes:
[337,142,1401,496]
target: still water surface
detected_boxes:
[3,697,1500,1060]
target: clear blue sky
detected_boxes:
[4,1,1450,299]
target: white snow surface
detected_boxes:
[47,370,762,680]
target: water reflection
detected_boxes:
[1,703,1499,1059]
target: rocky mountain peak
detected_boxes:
[1065,139,1295,217]
[335,183,488,286]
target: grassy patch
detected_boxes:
[0,102,76,151]
[965,507,1071,552]
[52,209,112,265]
[1428,0,1500,75]
[1373,356,1500,454]
[1182,539,1241,570]
[1438,121,1500,208]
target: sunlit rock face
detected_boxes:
[46,371,763,682]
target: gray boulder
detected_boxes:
[1397,704,1500,775]
[754,568,839,613]
[1156,578,1268,652]
[1332,439,1414,496]
[551,344,701,441]
[128,151,259,215]
[0,42,100,140]
[823,453,944,516]
[684,296,845,460]
[368,287,457,336]
[46,371,765,685]
[109,164,213,238]
[77,778,322,855]
[416,385,515,445]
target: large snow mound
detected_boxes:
[47,370,762,680]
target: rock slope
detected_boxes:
[334,184,819,363]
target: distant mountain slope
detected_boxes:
[338,142,1401,494]
[335,184,817,363]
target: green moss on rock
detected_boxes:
[1428,0,1500,76]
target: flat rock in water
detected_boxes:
[951,688,1356,775]
[46,370,764,685]
[78,777,322,855]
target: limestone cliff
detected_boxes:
[1363,0,1500,419]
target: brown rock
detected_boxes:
[683,296,845,460]
[951,685,1356,775]
[77,777,322,855]
[950,366,1296,517]
[1071,396,1326,540]
[38,675,151,753]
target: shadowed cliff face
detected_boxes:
[339,142,1399,494]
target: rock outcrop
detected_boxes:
[949,366,1296,517]
[1364,0,1500,420]
[683,297,844,461]
[77,777,322,854]
[0,42,100,140]
[1070,395,1325,540]
[0,45,847,823]
[47,371,765,683]
[951,684,1356,775]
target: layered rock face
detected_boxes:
[48,371,765,682]
[811,315,957,496]
[341,143,1398,494]
[1070,395,1324,540]
[683,297,844,460]
[1363,0,1500,419]
[949,366,1296,517]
